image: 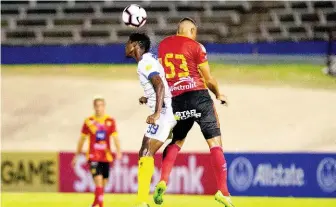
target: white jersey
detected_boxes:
[137,53,176,142]
[137,53,172,112]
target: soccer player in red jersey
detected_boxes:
[72,96,122,207]
[153,18,234,207]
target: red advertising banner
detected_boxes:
[59,152,217,195]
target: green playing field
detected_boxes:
[2,193,336,207]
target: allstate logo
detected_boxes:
[317,157,336,193]
[229,157,254,191]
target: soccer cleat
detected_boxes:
[153,180,167,205]
[133,202,150,207]
[214,191,235,207]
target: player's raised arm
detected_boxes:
[147,73,165,124]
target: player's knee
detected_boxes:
[138,147,153,157]
[175,139,185,148]
[93,175,104,187]
[206,136,222,148]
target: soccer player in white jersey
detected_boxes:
[125,33,176,207]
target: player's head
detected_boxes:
[93,96,105,116]
[125,33,151,60]
[177,17,197,40]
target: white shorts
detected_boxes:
[144,107,176,142]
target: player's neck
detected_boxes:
[94,114,105,119]
[135,50,146,62]
[176,34,193,40]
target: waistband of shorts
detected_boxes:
[173,89,209,99]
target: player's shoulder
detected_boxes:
[138,53,157,70]
[176,35,205,49]
[104,116,116,126]
[186,38,204,48]
[197,42,206,53]
[85,115,94,121]
[140,53,156,63]
[104,115,115,122]
[83,116,94,125]
[159,35,175,44]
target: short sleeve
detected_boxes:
[81,120,89,136]
[111,118,117,135]
[139,60,160,80]
[196,43,208,66]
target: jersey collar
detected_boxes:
[93,114,108,122]
[141,52,152,60]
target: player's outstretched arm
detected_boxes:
[199,62,228,105]
[147,74,165,124]
[72,134,87,166]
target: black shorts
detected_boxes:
[89,161,110,179]
[172,89,221,140]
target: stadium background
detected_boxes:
[1,0,336,207]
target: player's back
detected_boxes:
[158,35,208,97]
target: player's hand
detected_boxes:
[139,96,148,105]
[216,94,228,106]
[116,152,122,160]
[146,112,160,125]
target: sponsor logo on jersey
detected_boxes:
[229,157,305,191]
[93,143,107,150]
[96,130,106,141]
[316,157,336,193]
[175,109,201,120]
[170,77,197,92]
[145,64,152,71]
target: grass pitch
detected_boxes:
[2,193,336,207]
[2,63,336,89]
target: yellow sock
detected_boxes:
[137,156,154,203]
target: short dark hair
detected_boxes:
[129,33,151,53]
[179,17,197,25]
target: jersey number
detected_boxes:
[162,53,189,79]
[147,124,159,134]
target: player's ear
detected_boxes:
[191,27,196,35]
[132,42,139,50]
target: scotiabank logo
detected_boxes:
[170,77,196,92]
[72,154,204,194]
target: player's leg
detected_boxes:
[159,119,193,183]
[136,136,163,205]
[136,113,175,206]
[196,100,234,207]
[90,162,105,207]
[158,94,191,184]
[101,162,111,207]
[153,119,194,205]
[206,136,234,207]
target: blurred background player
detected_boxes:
[72,97,122,207]
[125,33,176,207]
[153,18,233,207]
